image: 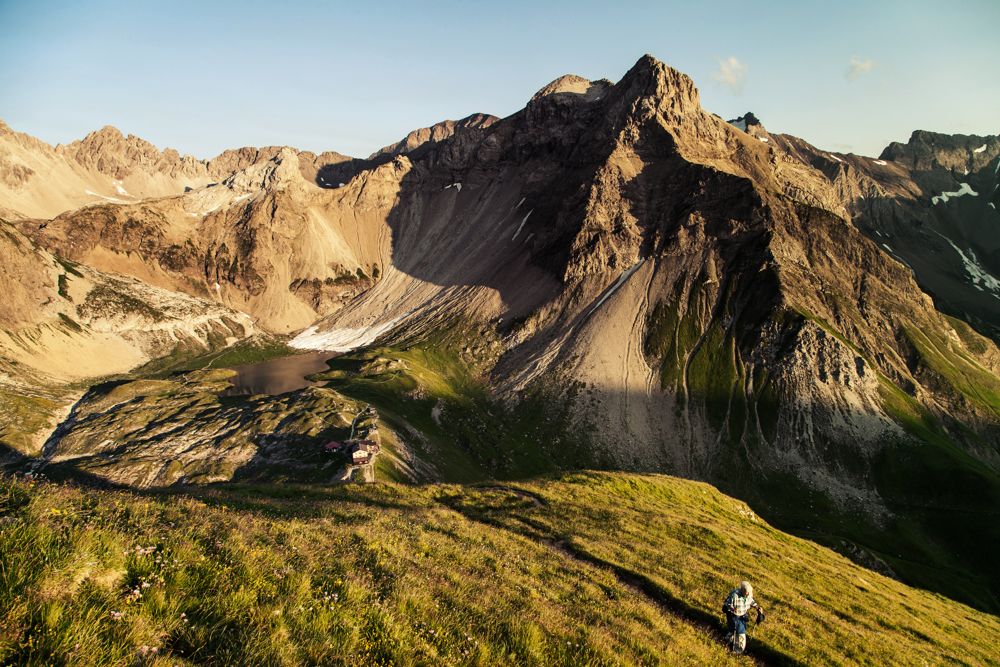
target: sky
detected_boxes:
[1,0,998,159]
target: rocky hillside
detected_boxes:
[14,148,381,332]
[0,219,257,457]
[766,127,1000,344]
[0,120,353,221]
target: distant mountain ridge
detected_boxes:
[0,119,354,220]
[369,113,500,159]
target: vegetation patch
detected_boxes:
[318,339,598,483]
[0,389,60,458]
[78,285,166,323]
[902,325,1000,418]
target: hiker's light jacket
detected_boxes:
[724,588,758,617]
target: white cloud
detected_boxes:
[846,56,875,81]
[713,56,748,93]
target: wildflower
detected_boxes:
[109,610,123,621]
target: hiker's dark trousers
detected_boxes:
[726,612,749,635]
[726,612,749,651]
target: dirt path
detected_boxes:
[477,485,546,507]
[547,539,803,667]
[438,493,803,667]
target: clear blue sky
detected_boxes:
[1,0,997,159]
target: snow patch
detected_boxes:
[973,143,987,154]
[881,243,894,253]
[934,232,1000,296]
[587,260,645,316]
[512,210,533,241]
[290,316,407,352]
[826,154,843,163]
[84,190,127,203]
[758,136,769,143]
[931,182,978,205]
[515,197,526,209]
[989,202,996,210]
[113,180,130,196]
[873,159,887,166]
[444,182,462,192]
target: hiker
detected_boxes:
[722,580,765,654]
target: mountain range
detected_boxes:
[1,54,998,615]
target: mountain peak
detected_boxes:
[530,74,607,102]
[84,125,126,142]
[880,129,999,170]
[611,54,700,116]
[221,145,303,192]
[728,111,761,131]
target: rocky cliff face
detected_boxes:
[17,146,387,332]
[881,129,999,173]
[765,128,1000,343]
[60,125,209,182]
[370,113,500,159]
[0,221,255,377]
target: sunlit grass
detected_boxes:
[2,472,996,665]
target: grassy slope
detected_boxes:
[0,387,61,458]
[316,341,603,483]
[0,334,294,461]
[2,472,996,666]
[642,294,1000,613]
[328,328,1000,614]
[128,335,296,379]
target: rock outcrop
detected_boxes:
[370,113,500,159]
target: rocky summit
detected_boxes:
[2,51,999,664]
